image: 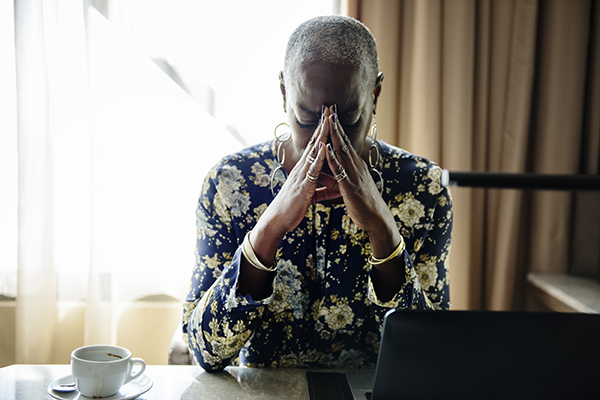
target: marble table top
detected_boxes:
[1,364,354,400]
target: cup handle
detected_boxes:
[124,358,146,384]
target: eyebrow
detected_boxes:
[297,103,320,117]
[296,103,361,117]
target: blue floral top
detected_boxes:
[183,140,452,371]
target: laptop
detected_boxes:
[308,309,600,400]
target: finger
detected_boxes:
[311,153,343,203]
[319,106,331,147]
[302,108,329,165]
[306,111,326,154]
[307,105,329,149]
[325,143,348,183]
[304,133,321,165]
[305,141,326,184]
[313,184,341,203]
[328,106,353,158]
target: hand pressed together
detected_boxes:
[241,106,405,302]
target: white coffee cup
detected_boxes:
[71,344,146,398]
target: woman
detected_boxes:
[183,15,452,372]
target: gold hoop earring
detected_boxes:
[270,121,291,197]
[274,121,291,143]
[368,116,384,196]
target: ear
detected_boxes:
[279,71,287,112]
[372,72,384,115]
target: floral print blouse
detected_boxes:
[183,140,452,371]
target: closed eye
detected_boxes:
[296,119,318,129]
[342,119,360,129]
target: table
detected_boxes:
[0,364,335,399]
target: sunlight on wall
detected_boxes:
[54,8,244,302]
[106,0,340,145]
[1,1,340,303]
[81,0,340,301]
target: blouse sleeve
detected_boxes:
[367,165,453,310]
[182,168,273,372]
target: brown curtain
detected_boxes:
[346,0,600,310]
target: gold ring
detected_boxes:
[306,171,319,182]
[307,155,316,164]
[335,169,347,182]
[341,144,350,154]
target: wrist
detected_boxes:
[369,236,405,265]
[367,218,402,259]
[249,219,287,267]
[242,232,277,272]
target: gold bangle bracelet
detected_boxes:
[241,231,277,272]
[368,236,406,266]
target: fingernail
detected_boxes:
[332,104,338,125]
[318,141,322,151]
[331,114,338,132]
[327,143,333,153]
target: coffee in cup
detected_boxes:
[71,345,146,398]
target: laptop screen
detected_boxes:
[370,310,600,400]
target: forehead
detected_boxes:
[288,61,370,112]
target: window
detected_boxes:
[2,0,341,303]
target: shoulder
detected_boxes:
[378,141,445,199]
[215,141,275,169]
[206,141,276,180]
[379,141,442,178]
[199,141,279,208]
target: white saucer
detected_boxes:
[47,374,153,400]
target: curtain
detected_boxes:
[8,0,342,365]
[14,0,61,364]
[14,0,109,363]
[347,0,599,310]
[11,0,239,364]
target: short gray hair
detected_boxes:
[283,15,379,85]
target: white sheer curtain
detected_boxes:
[7,0,340,364]
[14,0,61,364]
[11,0,243,363]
